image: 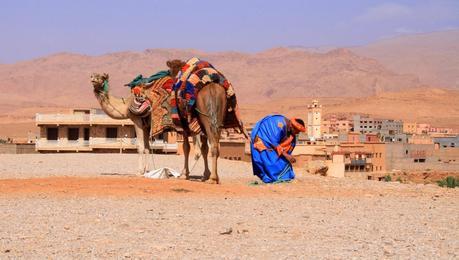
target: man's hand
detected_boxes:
[283,153,296,164]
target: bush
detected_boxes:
[396,177,402,183]
[437,176,459,188]
[384,175,392,182]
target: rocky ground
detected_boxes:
[0,154,458,259]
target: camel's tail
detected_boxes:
[206,85,225,138]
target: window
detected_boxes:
[68,128,79,141]
[47,127,58,140]
[84,128,90,141]
[405,150,409,155]
[106,127,118,138]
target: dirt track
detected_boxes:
[0,154,458,258]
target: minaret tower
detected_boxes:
[307,99,322,140]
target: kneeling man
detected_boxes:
[250,115,305,183]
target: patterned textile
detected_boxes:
[171,57,237,126]
[131,62,245,137]
[128,96,151,117]
[125,70,171,88]
[146,76,176,137]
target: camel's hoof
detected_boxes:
[204,178,219,184]
[179,174,189,180]
[180,169,190,180]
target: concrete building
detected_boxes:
[403,122,417,134]
[322,117,353,134]
[293,135,386,178]
[353,115,382,134]
[385,143,459,172]
[338,132,380,144]
[36,108,177,153]
[416,123,431,135]
[353,115,405,143]
[307,100,322,140]
[408,134,434,144]
[403,123,455,135]
[433,136,458,148]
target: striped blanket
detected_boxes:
[126,58,245,137]
[171,57,236,126]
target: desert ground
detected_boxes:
[0,154,458,259]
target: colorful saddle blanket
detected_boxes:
[171,57,235,124]
[145,76,176,137]
[126,57,245,137]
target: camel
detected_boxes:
[91,60,246,184]
[90,73,152,174]
[164,60,233,184]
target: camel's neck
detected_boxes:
[95,91,132,119]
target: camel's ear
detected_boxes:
[102,73,109,81]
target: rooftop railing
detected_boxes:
[36,113,133,125]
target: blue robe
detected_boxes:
[250,115,296,183]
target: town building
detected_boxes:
[322,116,353,134]
[35,108,177,153]
[403,122,417,134]
[352,115,405,142]
[352,115,382,134]
[384,143,459,172]
[433,136,458,149]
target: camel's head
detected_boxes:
[90,73,109,94]
[166,59,186,78]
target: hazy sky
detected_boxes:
[1,0,458,63]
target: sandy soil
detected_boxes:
[0,154,458,259]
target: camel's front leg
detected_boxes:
[133,119,147,175]
[180,134,191,179]
[136,138,147,175]
[143,128,152,172]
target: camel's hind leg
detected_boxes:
[180,133,191,180]
[200,134,211,181]
[207,134,220,184]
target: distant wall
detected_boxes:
[0,144,37,154]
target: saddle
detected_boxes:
[126,58,247,138]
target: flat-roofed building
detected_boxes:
[36,108,177,153]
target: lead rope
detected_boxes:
[150,151,156,170]
[189,153,201,174]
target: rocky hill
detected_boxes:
[0,47,421,112]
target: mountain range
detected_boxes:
[0,30,458,138]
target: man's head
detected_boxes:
[290,118,306,135]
